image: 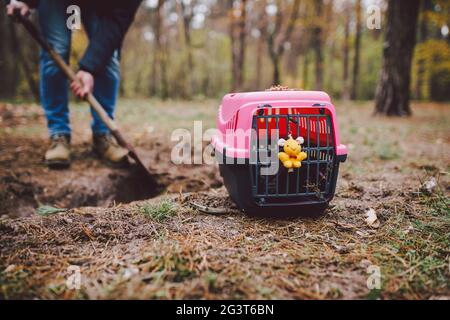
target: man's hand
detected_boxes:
[70,71,94,99]
[6,1,30,18]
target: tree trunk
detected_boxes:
[237,0,247,90]
[149,51,157,96]
[302,52,309,89]
[375,0,420,116]
[351,0,362,100]
[255,27,266,89]
[327,38,336,94]
[160,43,169,100]
[415,0,431,100]
[342,3,351,100]
[285,26,303,81]
[230,0,247,91]
[312,0,323,90]
[254,0,267,89]
[177,0,196,97]
[270,54,280,85]
[8,23,40,102]
[149,3,161,96]
[149,0,168,99]
[266,0,300,86]
[0,10,19,99]
[255,38,263,89]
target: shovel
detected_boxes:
[13,14,153,178]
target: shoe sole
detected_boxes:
[92,150,130,168]
[102,157,130,169]
[46,160,71,170]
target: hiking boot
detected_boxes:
[93,133,129,166]
[45,135,71,168]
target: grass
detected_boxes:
[0,99,449,299]
[367,187,450,298]
[377,142,401,161]
[144,242,196,283]
[0,267,30,299]
[138,199,177,222]
[72,98,218,134]
[36,205,67,216]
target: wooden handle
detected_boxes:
[86,93,119,132]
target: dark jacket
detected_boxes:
[20,0,142,75]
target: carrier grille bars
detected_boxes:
[250,111,337,206]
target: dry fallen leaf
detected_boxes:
[365,208,380,228]
[404,225,414,235]
[332,243,355,254]
[3,264,17,273]
[122,267,139,280]
[421,178,437,194]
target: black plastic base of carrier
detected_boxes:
[218,152,339,217]
[219,163,330,217]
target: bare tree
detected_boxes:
[302,51,310,89]
[176,0,196,97]
[351,0,362,100]
[415,0,432,100]
[254,0,268,89]
[342,0,351,100]
[8,23,39,102]
[229,0,248,91]
[342,8,350,100]
[324,0,335,93]
[267,0,301,85]
[150,0,169,99]
[375,0,421,116]
[0,9,19,99]
[285,1,307,84]
[311,0,323,90]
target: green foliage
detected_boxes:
[366,289,382,300]
[36,205,66,216]
[1,1,449,102]
[138,199,177,221]
[0,266,31,299]
[358,38,384,100]
[377,143,401,161]
[414,40,450,101]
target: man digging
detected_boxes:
[6,0,142,168]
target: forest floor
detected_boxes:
[0,99,449,300]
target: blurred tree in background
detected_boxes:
[0,0,449,108]
[413,0,450,102]
[0,7,39,102]
[375,0,421,116]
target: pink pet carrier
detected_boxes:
[212,90,347,215]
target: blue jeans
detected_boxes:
[38,0,120,137]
